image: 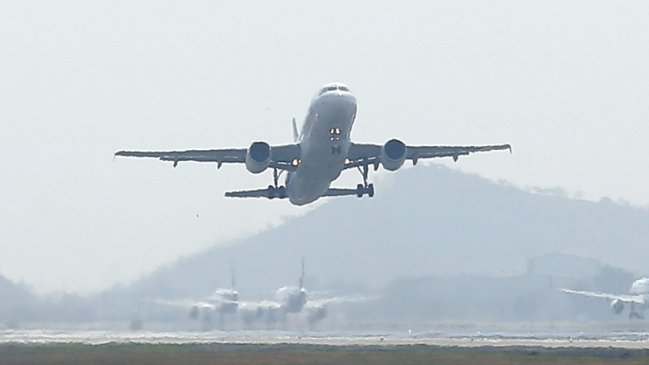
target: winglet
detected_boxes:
[292,117,299,142]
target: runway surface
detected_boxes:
[3,327,649,365]
[2,327,649,349]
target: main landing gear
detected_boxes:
[267,168,287,199]
[355,163,374,198]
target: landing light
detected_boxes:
[291,159,301,166]
[329,128,342,135]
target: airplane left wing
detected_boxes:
[115,144,301,170]
[152,298,218,310]
[345,142,511,169]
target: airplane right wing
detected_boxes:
[559,288,645,304]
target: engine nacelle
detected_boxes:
[189,306,199,319]
[381,139,407,171]
[610,299,624,315]
[245,141,271,174]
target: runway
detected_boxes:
[2,328,649,349]
[2,328,649,365]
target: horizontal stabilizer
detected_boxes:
[225,187,287,199]
[225,187,364,199]
[322,188,360,197]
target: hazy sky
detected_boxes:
[1,1,648,294]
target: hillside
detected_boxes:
[126,164,649,300]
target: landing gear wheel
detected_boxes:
[267,185,276,199]
[356,184,364,198]
[277,186,287,198]
[367,183,374,197]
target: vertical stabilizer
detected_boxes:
[299,257,305,289]
[292,117,299,142]
[230,265,236,290]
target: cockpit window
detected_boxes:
[318,85,350,95]
[319,86,337,95]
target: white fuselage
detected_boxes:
[285,83,357,205]
[275,286,308,313]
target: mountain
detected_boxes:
[125,164,649,300]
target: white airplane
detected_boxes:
[560,278,649,319]
[239,258,366,326]
[115,82,511,205]
[239,259,308,323]
[155,276,239,324]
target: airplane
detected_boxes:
[155,275,239,326]
[115,82,511,206]
[560,278,649,319]
[239,258,367,326]
[239,258,308,325]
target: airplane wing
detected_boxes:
[559,288,645,304]
[345,143,511,168]
[305,294,376,309]
[152,298,218,310]
[115,144,301,170]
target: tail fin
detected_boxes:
[292,118,299,142]
[299,257,305,289]
[230,264,236,290]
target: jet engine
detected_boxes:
[610,299,624,315]
[307,306,327,324]
[381,139,407,171]
[189,305,200,319]
[245,141,271,173]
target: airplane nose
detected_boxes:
[319,91,357,106]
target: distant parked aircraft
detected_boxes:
[560,278,649,319]
[240,258,367,325]
[155,276,238,326]
[115,82,511,205]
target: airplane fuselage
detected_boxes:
[275,286,308,313]
[286,84,357,205]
